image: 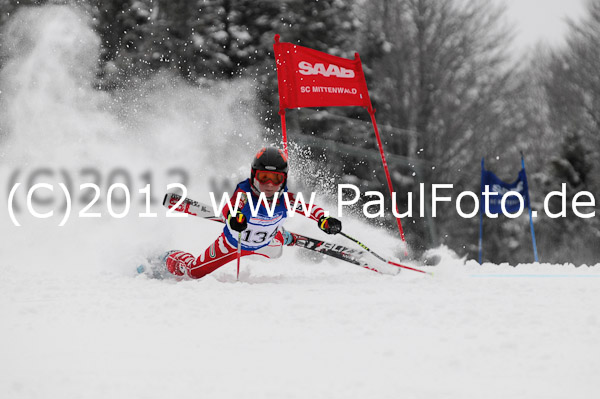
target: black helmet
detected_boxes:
[251,147,288,193]
[252,147,288,174]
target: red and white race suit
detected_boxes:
[166,179,325,279]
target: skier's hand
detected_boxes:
[318,216,342,235]
[228,211,247,232]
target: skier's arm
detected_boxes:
[220,187,251,221]
[287,191,342,234]
[286,191,325,221]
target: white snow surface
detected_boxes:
[2,250,600,399]
[1,5,599,399]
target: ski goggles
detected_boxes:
[255,170,285,185]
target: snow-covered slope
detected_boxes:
[1,6,599,399]
[2,255,599,399]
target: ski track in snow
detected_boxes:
[0,5,599,399]
[1,257,599,399]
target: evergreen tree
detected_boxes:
[356,0,522,256]
[537,0,600,264]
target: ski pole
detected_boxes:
[235,211,245,281]
[339,232,433,276]
[236,231,242,281]
[234,193,249,281]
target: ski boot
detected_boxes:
[281,228,298,246]
[137,250,180,279]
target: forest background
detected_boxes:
[1,0,599,265]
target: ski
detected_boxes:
[289,232,397,275]
[162,192,397,275]
[163,192,222,221]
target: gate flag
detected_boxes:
[273,36,371,109]
[273,34,407,251]
[481,166,530,214]
[478,157,539,264]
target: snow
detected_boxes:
[1,5,599,399]
[2,255,599,399]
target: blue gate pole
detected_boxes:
[522,155,539,262]
[479,158,484,265]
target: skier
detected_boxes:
[163,146,342,279]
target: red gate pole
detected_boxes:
[367,108,408,255]
[354,53,408,254]
[279,109,288,157]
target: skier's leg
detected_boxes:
[253,230,286,259]
[165,233,254,279]
[165,231,290,279]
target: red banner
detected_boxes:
[272,35,407,250]
[273,35,372,110]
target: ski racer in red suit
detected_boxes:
[164,147,342,279]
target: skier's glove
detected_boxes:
[318,216,342,235]
[228,211,247,232]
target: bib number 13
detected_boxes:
[241,229,278,244]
